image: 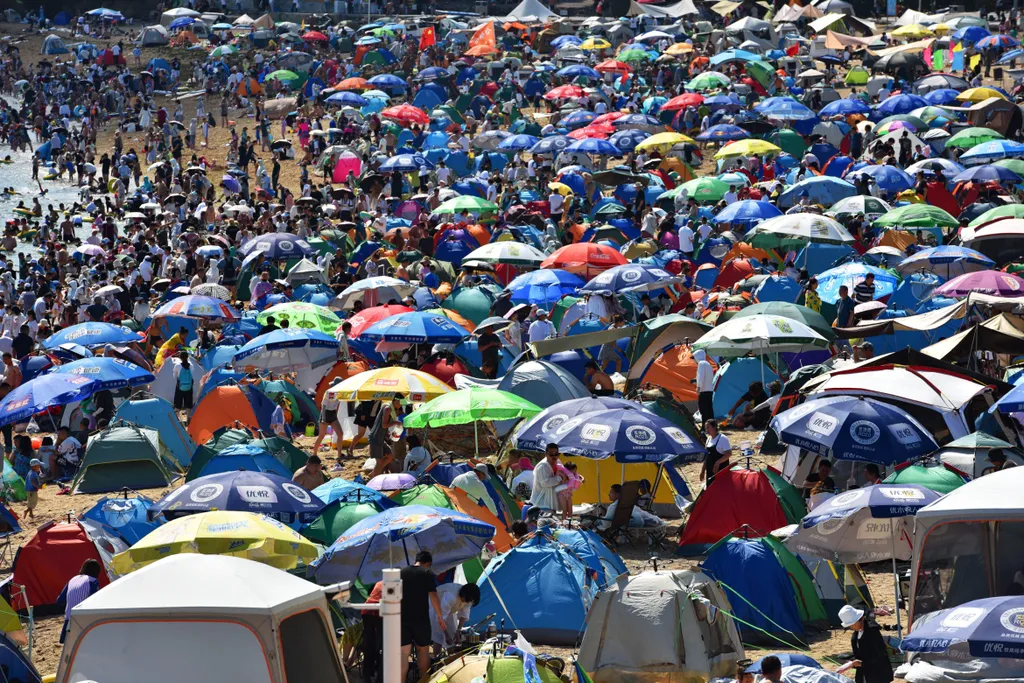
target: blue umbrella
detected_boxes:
[771,395,938,465]
[86,8,125,18]
[360,311,470,344]
[325,91,369,107]
[566,138,621,156]
[506,269,585,308]
[416,66,449,81]
[239,233,316,259]
[42,322,143,349]
[997,48,1024,64]
[514,397,643,455]
[814,263,898,304]
[557,64,601,80]
[312,478,399,507]
[150,471,326,525]
[952,164,1023,185]
[896,245,995,279]
[923,88,961,105]
[48,357,155,389]
[802,483,940,527]
[874,93,929,119]
[696,124,749,142]
[168,16,196,29]
[976,34,1019,50]
[996,382,1024,413]
[530,135,573,155]
[521,408,705,462]
[846,164,914,195]
[219,175,241,194]
[902,596,1024,659]
[561,110,598,129]
[608,129,651,153]
[379,153,434,172]
[152,295,240,321]
[0,374,111,426]
[195,443,292,479]
[233,328,340,372]
[367,73,407,89]
[702,94,743,111]
[497,134,541,152]
[612,113,663,130]
[820,97,872,117]
[952,25,990,43]
[714,199,783,225]
[307,505,495,583]
[756,97,817,121]
[959,139,1024,164]
[579,263,680,295]
[777,176,858,209]
[551,35,583,49]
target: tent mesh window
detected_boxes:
[279,610,345,683]
[691,585,739,659]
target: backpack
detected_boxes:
[177,365,193,391]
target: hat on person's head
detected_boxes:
[838,605,865,629]
[473,463,489,475]
[29,459,43,468]
[856,341,874,351]
[536,309,548,318]
[512,457,534,471]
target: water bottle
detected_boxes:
[487,621,497,640]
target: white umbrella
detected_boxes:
[191,283,231,300]
[463,242,547,267]
[693,314,829,356]
[140,202,161,211]
[747,214,855,248]
[331,277,416,310]
[472,130,511,151]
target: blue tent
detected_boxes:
[114,397,196,469]
[792,243,854,277]
[147,57,171,73]
[889,272,945,312]
[192,443,291,479]
[753,275,802,303]
[552,529,627,588]
[701,537,806,640]
[426,462,472,487]
[412,86,444,112]
[543,349,590,383]
[41,34,69,54]
[472,533,596,645]
[442,151,471,177]
[81,495,162,545]
[0,631,41,683]
[0,502,20,534]
[712,358,781,418]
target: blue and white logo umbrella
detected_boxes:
[901,596,1024,659]
[566,138,621,156]
[239,233,316,259]
[379,154,434,173]
[312,478,399,508]
[497,134,541,152]
[152,295,240,322]
[608,129,651,153]
[150,470,326,526]
[367,73,407,89]
[0,374,113,427]
[326,91,369,107]
[514,397,644,452]
[308,505,495,583]
[518,407,704,462]
[895,245,995,279]
[42,322,144,349]
[530,135,573,155]
[579,263,681,295]
[360,311,470,344]
[232,328,340,372]
[770,396,937,465]
[48,357,155,390]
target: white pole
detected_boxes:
[380,567,403,683]
[891,521,902,638]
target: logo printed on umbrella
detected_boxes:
[771,318,794,333]
[283,482,313,504]
[665,427,693,445]
[888,423,922,445]
[1002,276,1021,291]
[856,519,894,540]
[808,411,840,436]
[238,486,279,503]
[555,416,586,436]
[816,515,849,536]
[941,606,986,629]
[580,424,613,442]
[829,490,866,507]
[849,420,881,445]
[541,414,570,434]
[878,487,926,501]
[621,270,642,282]
[625,425,657,446]
[191,483,224,503]
[1000,608,1024,634]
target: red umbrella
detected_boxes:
[418,356,470,387]
[661,93,704,111]
[302,30,328,41]
[592,111,626,126]
[595,59,632,73]
[344,304,414,337]
[567,122,615,140]
[544,84,585,100]
[381,103,430,125]
[541,243,628,280]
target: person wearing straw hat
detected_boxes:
[839,605,893,683]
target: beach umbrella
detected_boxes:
[522,407,703,463]
[579,37,612,50]
[896,246,995,279]
[152,295,239,322]
[209,45,237,57]
[976,34,1019,50]
[678,176,730,202]
[635,131,697,154]
[150,471,325,525]
[874,204,958,231]
[344,304,414,337]
[463,242,546,267]
[530,135,573,155]
[969,203,1024,226]
[312,478,399,507]
[406,388,542,456]
[713,138,781,159]
[513,396,644,452]
[874,93,929,118]
[882,464,967,495]
[566,138,621,156]
[694,314,829,356]
[758,97,817,121]
[541,243,628,279]
[732,302,834,340]
[544,84,585,100]
[846,165,915,195]
[232,328,340,372]
[367,73,407,89]
[819,97,872,116]
[332,276,417,309]
[506,269,586,308]
[608,129,652,153]
[264,69,300,83]
[777,176,858,208]
[932,271,1024,298]
[308,505,495,583]
[952,164,1023,184]
[946,127,1006,149]
[959,140,1024,164]
[42,322,143,349]
[74,244,107,258]
[814,263,898,304]
[256,302,341,334]
[661,92,704,110]
[0,374,111,426]
[826,195,892,220]
[366,472,417,491]
[379,154,434,173]
[328,367,452,402]
[579,263,681,295]
[994,158,1024,177]
[902,596,1024,660]
[747,214,854,249]
[111,511,318,574]
[381,104,429,125]
[696,124,750,142]
[497,134,541,152]
[770,396,938,466]
[432,196,500,215]
[239,233,315,259]
[301,496,393,545]
[557,64,601,79]
[360,311,470,344]
[595,59,632,73]
[713,199,783,226]
[48,357,154,389]
[326,91,369,106]
[686,71,730,91]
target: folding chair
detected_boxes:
[580,480,641,548]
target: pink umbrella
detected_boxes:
[332,151,362,182]
[933,271,1024,298]
[367,472,417,491]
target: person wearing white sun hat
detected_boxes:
[839,605,893,683]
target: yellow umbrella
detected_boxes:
[714,139,782,159]
[548,182,574,196]
[957,87,1008,103]
[579,37,611,50]
[932,23,951,35]
[665,42,694,55]
[634,131,696,154]
[328,366,453,402]
[891,24,934,39]
[111,512,319,575]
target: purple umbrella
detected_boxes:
[221,175,241,193]
[932,270,1024,298]
[367,472,417,491]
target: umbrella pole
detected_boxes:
[474,420,479,459]
[892,521,902,638]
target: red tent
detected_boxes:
[419,356,469,387]
[12,521,110,610]
[676,469,789,556]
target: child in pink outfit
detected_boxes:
[555,462,582,520]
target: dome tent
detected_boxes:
[578,570,745,683]
[72,425,181,494]
[114,397,197,470]
[11,521,116,611]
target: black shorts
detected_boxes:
[321,409,338,424]
[174,388,193,410]
[401,619,431,648]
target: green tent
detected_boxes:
[767,129,808,158]
[72,426,178,494]
[883,464,966,494]
[550,296,581,331]
[187,430,311,482]
[441,284,502,326]
[2,461,26,502]
[257,380,319,426]
[761,467,807,525]
[845,65,869,85]
[301,499,384,545]
[760,534,828,628]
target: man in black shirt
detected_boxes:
[11,325,33,360]
[477,329,501,379]
[86,297,108,322]
[400,551,444,681]
[258,315,279,336]
[803,459,836,500]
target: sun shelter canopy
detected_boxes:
[923,313,1024,361]
[505,0,558,20]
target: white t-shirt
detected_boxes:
[549,193,565,214]
[436,167,451,185]
[59,436,83,463]
[679,225,695,252]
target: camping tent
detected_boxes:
[159,7,200,26]
[505,0,558,20]
[798,555,873,626]
[188,432,310,482]
[114,397,196,469]
[150,353,200,405]
[578,570,745,683]
[677,468,794,556]
[0,632,41,683]
[72,425,180,494]
[12,521,113,610]
[138,25,170,47]
[560,456,680,515]
[472,533,596,645]
[552,529,628,589]
[187,385,277,445]
[41,34,69,54]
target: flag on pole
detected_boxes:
[419,27,436,50]
[933,49,944,70]
[952,42,964,71]
[970,53,981,70]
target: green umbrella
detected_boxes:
[969,203,1024,227]
[686,71,730,91]
[210,45,238,57]
[993,158,1024,178]
[301,500,386,544]
[768,129,808,158]
[732,302,836,340]
[882,465,966,495]
[875,114,928,131]
[264,69,300,82]
[679,176,729,202]
[2,461,26,501]
[441,285,502,325]
[405,388,542,456]
[432,196,500,215]
[874,204,958,230]
[257,302,341,334]
[945,126,1005,149]
[618,49,651,63]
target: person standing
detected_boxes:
[700,420,731,486]
[313,388,345,466]
[400,551,445,682]
[840,606,894,683]
[693,349,714,422]
[57,559,103,643]
[835,285,855,329]
[529,443,563,512]
[24,458,42,520]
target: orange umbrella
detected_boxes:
[595,59,632,73]
[337,77,370,90]
[381,104,430,125]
